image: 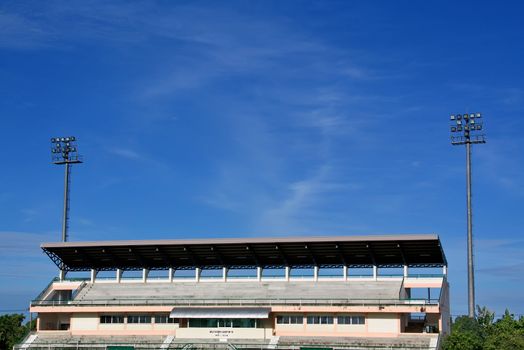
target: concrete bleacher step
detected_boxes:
[19,333,37,349]
[75,280,404,305]
[161,335,175,349]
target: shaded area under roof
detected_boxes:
[41,234,447,271]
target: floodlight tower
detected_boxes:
[450,113,485,318]
[51,137,83,242]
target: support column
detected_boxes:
[257,266,262,281]
[222,267,228,282]
[59,269,66,282]
[285,266,290,281]
[195,267,201,282]
[168,268,174,282]
[142,268,149,283]
[90,269,97,283]
[116,269,122,283]
[403,265,408,278]
[372,265,377,280]
[443,265,447,276]
[343,265,348,281]
[313,266,319,281]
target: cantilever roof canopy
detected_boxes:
[41,234,447,271]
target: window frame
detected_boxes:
[276,315,303,325]
[127,315,152,324]
[155,315,176,324]
[337,315,365,325]
[100,315,124,324]
[307,315,333,325]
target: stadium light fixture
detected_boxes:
[50,136,83,242]
[449,112,486,318]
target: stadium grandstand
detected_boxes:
[17,234,450,350]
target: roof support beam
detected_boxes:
[102,247,127,269]
[183,246,200,268]
[366,243,377,266]
[127,248,147,268]
[73,248,99,270]
[275,245,289,266]
[245,245,262,267]
[155,246,175,267]
[304,244,318,266]
[43,249,66,270]
[335,243,348,266]
[211,246,227,268]
[397,243,408,266]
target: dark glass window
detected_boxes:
[276,315,303,324]
[337,316,365,325]
[188,319,256,328]
[155,315,176,324]
[127,315,152,324]
[307,315,333,324]
[100,315,124,324]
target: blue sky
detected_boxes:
[1,0,523,317]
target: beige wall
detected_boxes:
[71,313,98,331]
[99,323,126,331]
[367,313,398,334]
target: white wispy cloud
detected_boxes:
[109,147,144,160]
[476,138,524,196]
[0,231,55,257]
[0,11,51,49]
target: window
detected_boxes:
[188,319,257,328]
[155,315,176,324]
[352,316,365,325]
[276,315,303,324]
[127,315,152,324]
[307,316,333,325]
[337,316,365,325]
[100,315,124,324]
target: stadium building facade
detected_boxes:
[20,235,450,349]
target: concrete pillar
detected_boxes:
[195,267,201,282]
[168,268,174,282]
[59,269,66,282]
[313,266,319,281]
[90,269,97,283]
[222,267,228,282]
[443,265,447,276]
[372,265,377,280]
[116,269,122,283]
[257,266,262,281]
[403,265,409,278]
[343,265,348,280]
[285,266,290,281]
[142,268,149,283]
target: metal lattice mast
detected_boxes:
[450,113,486,318]
[51,137,82,242]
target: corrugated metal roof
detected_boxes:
[41,234,447,271]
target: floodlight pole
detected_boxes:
[51,137,82,243]
[465,141,475,318]
[450,113,485,318]
[62,162,71,243]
